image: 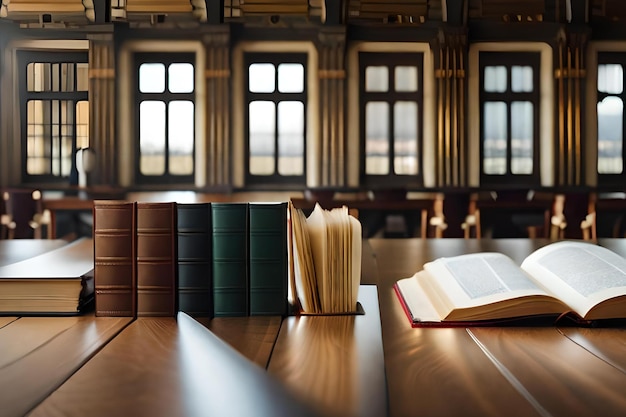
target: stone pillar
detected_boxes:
[555,29,588,186]
[318,28,346,186]
[87,32,116,186]
[203,27,231,187]
[433,29,468,187]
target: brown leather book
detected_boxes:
[93,201,136,317]
[136,202,177,316]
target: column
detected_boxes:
[203,27,231,187]
[555,29,588,186]
[88,32,116,186]
[433,29,468,187]
[318,28,347,186]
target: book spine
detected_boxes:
[136,202,177,317]
[93,201,136,317]
[249,202,288,316]
[212,202,249,317]
[177,203,213,318]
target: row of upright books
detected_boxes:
[93,201,288,318]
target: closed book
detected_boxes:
[177,203,213,318]
[93,201,136,317]
[249,202,288,316]
[0,238,94,314]
[136,202,177,316]
[212,203,248,317]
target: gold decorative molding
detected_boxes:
[554,68,586,79]
[318,69,345,79]
[89,68,115,79]
[434,69,465,79]
[205,69,230,79]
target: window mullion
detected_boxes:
[273,67,279,178]
[389,99,395,175]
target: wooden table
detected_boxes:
[369,237,626,417]
[268,285,386,417]
[3,238,626,416]
[471,197,553,238]
[42,196,95,239]
[0,315,132,417]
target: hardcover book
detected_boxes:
[93,201,136,317]
[212,202,249,317]
[249,202,288,316]
[136,202,177,317]
[177,203,213,318]
[0,237,94,314]
[394,240,626,327]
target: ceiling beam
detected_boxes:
[324,0,344,25]
[92,0,110,23]
[206,0,224,24]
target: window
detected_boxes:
[245,53,306,186]
[135,53,195,185]
[19,52,89,183]
[597,53,626,185]
[479,52,540,186]
[359,52,423,187]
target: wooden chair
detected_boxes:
[1,192,15,239]
[428,193,448,238]
[2,189,51,239]
[462,192,483,239]
[550,192,596,240]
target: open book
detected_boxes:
[289,202,361,314]
[394,241,626,327]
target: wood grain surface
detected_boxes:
[469,327,626,416]
[195,315,282,368]
[0,315,131,417]
[268,285,386,417]
[369,238,626,417]
[28,313,324,417]
[370,239,556,417]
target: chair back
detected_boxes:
[3,189,43,239]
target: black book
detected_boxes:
[177,203,213,318]
[249,202,288,316]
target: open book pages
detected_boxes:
[395,241,626,326]
[289,203,361,314]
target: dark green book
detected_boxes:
[177,203,213,318]
[249,202,288,316]
[212,203,249,317]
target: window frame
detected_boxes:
[478,51,541,187]
[244,52,307,187]
[133,52,196,186]
[358,52,424,188]
[18,51,88,184]
[596,52,626,186]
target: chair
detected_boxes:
[2,189,51,239]
[1,192,15,239]
[428,193,448,238]
[462,192,484,239]
[550,192,596,240]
